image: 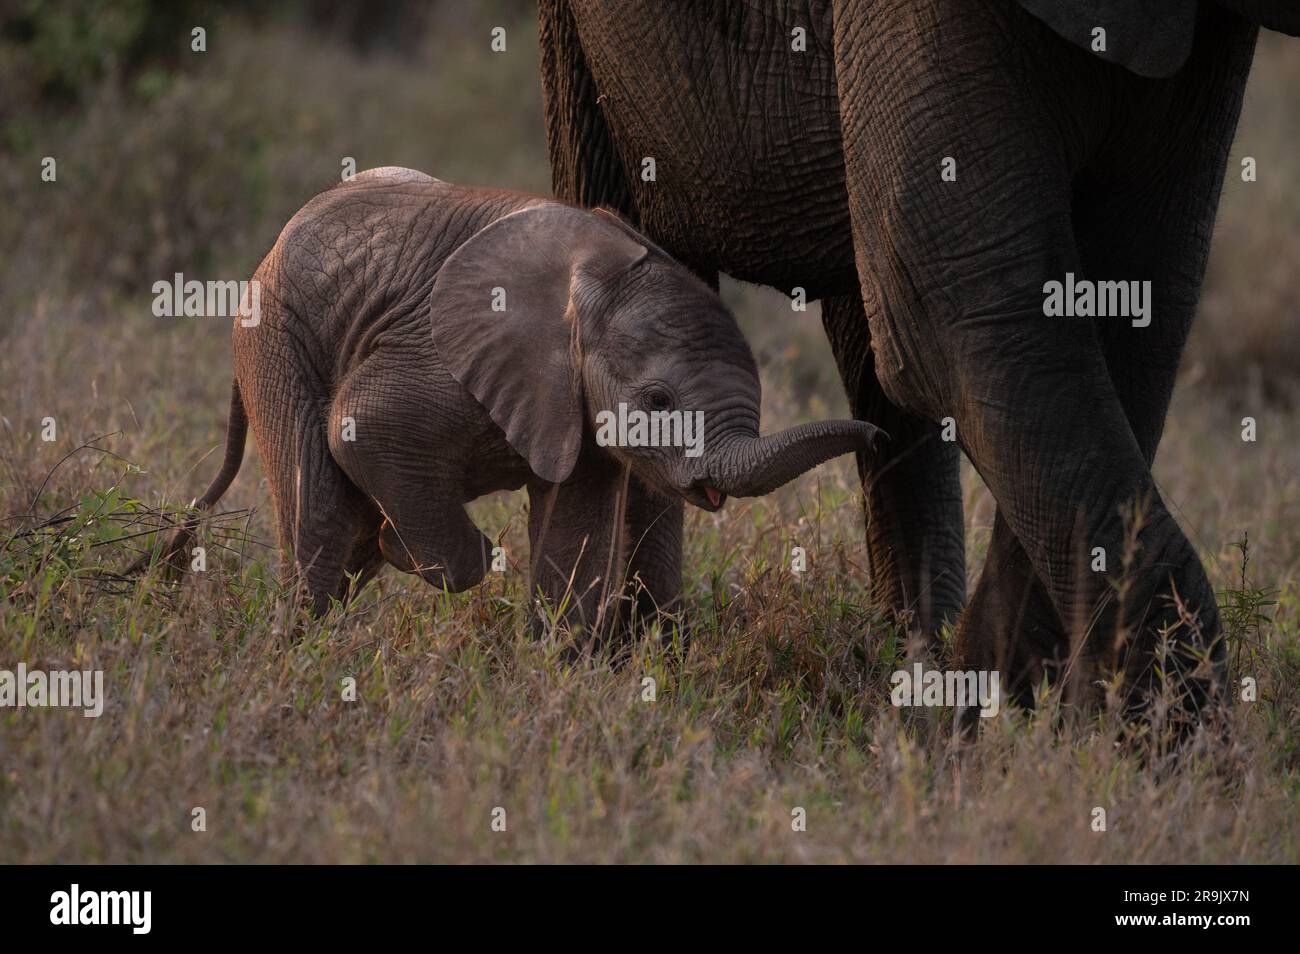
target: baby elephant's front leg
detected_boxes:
[375,511,489,592]
[526,453,634,642]
[336,457,490,592]
[328,368,490,593]
[622,477,684,634]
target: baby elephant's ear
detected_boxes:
[430,202,647,484]
[592,208,670,257]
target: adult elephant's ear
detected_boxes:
[1015,0,1197,78]
[430,202,647,484]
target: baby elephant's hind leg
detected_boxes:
[340,506,384,596]
[270,442,377,616]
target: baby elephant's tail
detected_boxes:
[126,380,247,576]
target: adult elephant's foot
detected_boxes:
[954,499,1227,730]
[1106,505,1227,725]
[953,510,1065,709]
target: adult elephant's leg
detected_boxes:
[955,6,1258,704]
[1064,13,1256,707]
[821,292,965,637]
[540,0,634,217]
[1077,12,1257,466]
[540,0,719,294]
[832,0,1224,716]
[957,513,1063,704]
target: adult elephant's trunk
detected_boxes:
[704,421,882,498]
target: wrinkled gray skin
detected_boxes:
[154,168,878,634]
[539,0,1299,714]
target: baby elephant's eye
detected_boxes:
[645,388,673,411]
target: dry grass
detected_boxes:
[1,298,1298,863]
[1,16,1298,864]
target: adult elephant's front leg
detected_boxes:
[957,7,1257,706]
[821,292,965,638]
[955,512,1063,705]
[833,0,1224,717]
[948,327,1222,716]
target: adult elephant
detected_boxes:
[537,0,1297,715]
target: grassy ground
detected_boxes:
[2,288,1297,863]
[1,17,1298,863]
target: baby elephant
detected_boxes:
[148,167,880,634]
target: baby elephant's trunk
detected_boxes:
[705,420,883,498]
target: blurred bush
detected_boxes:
[0,3,1295,403]
[1191,30,1300,403]
[0,0,235,122]
[1,0,544,319]
[0,0,533,121]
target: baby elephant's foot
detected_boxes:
[378,518,488,592]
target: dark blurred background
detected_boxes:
[2,0,1297,405]
[1,0,541,306]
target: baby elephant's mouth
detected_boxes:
[686,481,726,512]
